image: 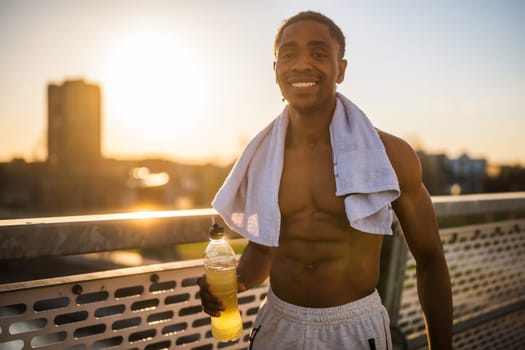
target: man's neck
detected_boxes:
[286,98,336,147]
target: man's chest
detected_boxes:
[278,144,345,216]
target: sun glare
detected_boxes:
[101,30,206,158]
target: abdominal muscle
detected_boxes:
[269,211,384,308]
[274,138,385,307]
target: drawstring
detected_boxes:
[249,326,262,350]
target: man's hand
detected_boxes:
[197,275,224,317]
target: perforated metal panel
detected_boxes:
[451,308,525,350]
[397,219,525,349]
[0,260,268,350]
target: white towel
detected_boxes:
[212,93,400,247]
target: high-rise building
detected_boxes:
[47,80,101,167]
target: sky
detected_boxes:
[1,0,524,166]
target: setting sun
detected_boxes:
[100,29,207,159]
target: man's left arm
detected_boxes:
[382,132,453,350]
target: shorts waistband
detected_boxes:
[266,288,384,325]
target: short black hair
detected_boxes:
[274,11,346,59]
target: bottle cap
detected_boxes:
[209,223,225,239]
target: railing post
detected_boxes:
[379,219,409,349]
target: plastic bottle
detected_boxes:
[204,223,243,342]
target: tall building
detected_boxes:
[47,80,101,167]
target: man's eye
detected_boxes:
[312,51,328,59]
[278,52,294,60]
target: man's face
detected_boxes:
[274,20,347,113]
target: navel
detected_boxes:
[304,263,316,271]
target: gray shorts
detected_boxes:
[249,288,392,350]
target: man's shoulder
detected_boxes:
[377,130,414,157]
[377,130,422,190]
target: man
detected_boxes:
[198,11,452,350]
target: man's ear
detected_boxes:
[273,61,277,82]
[336,59,348,84]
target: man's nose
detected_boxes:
[292,53,312,71]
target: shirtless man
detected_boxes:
[199,11,452,350]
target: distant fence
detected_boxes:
[1,192,524,349]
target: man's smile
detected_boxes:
[290,81,317,88]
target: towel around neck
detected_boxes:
[212,93,400,247]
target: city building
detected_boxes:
[47,80,101,168]
[447,154,487,194]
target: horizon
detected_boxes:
[1,1,524,167]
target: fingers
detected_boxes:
[197,275,224,317]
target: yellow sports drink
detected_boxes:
[204,224,243,342]
[205,266,243,341]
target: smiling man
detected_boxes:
[198,11,452,350]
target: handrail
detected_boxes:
[432,191,525,216]
[0,208,218,227]
[0,209,228,260]
[1,192,524,260]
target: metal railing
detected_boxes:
[1,192,524,350]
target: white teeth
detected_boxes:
[291,82,316,88]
